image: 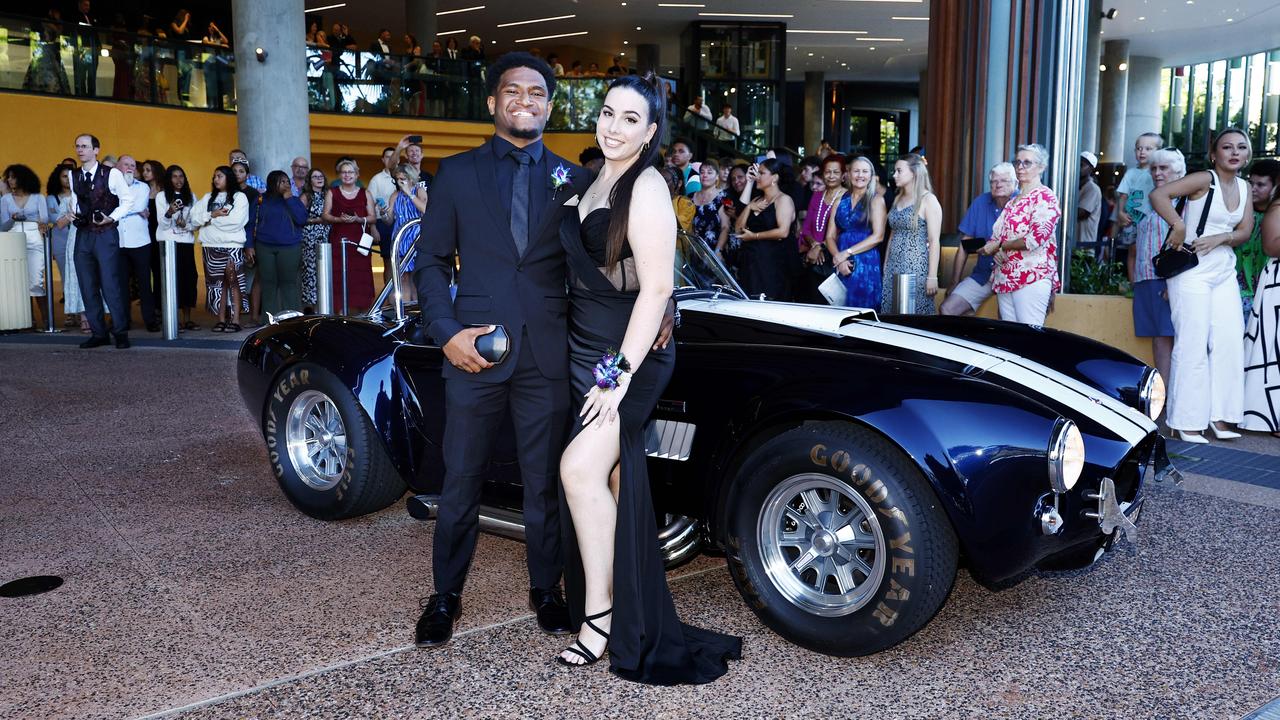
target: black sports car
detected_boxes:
[237,227,1173,656]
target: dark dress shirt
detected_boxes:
[492,135,549,237]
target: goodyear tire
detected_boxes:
[725,421,958,656]
[262,362,406,520]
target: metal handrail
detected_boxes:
[370,217,422,325]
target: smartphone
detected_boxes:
[407,135,423,144]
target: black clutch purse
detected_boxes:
[1153,175,1212,280]
[470,324,510,365]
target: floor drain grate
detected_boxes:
[0,576,64,598]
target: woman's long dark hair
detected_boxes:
[265,170,290,199]
[208,165,235,211]
[3,164,42,195]
[46,163,73,197]
[604,72,667,270]
[164,164,194,206]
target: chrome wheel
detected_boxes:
[758,473,887,617]
[286,390,348,491]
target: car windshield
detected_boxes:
[675,229,746,298]
[373,221,746,322]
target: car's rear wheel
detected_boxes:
[725,421,958,656]
[263,363,406,520]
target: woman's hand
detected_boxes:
[1193,232,1229,255]
[836,258,853,277]
[580,374,631,428]
[244,247,256,263]
[925,277,938,297]
[804,243,825,264]
[978,239,1000,256]
[1167,223,1186,251]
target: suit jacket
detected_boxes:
[416,137,590,383]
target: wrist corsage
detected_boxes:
[593,349,632,390]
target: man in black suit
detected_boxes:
[413,52,584,648]
[412,52,669,647]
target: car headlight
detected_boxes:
[1139,368,1165,422]
[1047,419,1085,493]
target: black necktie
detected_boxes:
[509,149,531,256]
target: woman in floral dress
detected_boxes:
[299,169,329,311]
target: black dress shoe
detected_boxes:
[529,587,572,635]
[114,333,131,349]
[80,336,111,349]
[415,592,462,648]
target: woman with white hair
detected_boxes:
[1149,127,1254,443]
[983,144,1061,325]
[321,159,379,314]
[1127,148,1184,394]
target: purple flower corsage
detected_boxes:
[550,164,572,197]
[593,350,632,390]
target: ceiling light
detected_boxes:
[658,2,706,6]
[436,29,468,36]
[496,14,575,28]
[698,12,794,18]
[1138,16,1145,20]
[305,3,346,12]
[1099,63,1107,71]
[1101,8,1118,19]
[514,30,589,43]
[891,16,929,21]
[828,0,922,2]
[636,26,642,30]
[787,29,868,34]
[856,37,905,42]
[623,41,629,44]
[808,52,814,56]
[869,46,876,50]
[1118,62,1128,70]
[436,5,484,15]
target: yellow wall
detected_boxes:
[0,92,595,186]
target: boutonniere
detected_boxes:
[550,164,573,198]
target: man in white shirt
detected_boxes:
[115,155,160,333]
[686,95,713,129]
[714,103,740,141]
[69,133,135,348]
[1077,151,1102,259]
[367,146,399,277]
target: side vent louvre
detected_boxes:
[644,420,696,461]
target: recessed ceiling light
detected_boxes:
[436,5,484,16]
[869,46,876,50]
[623,40,629,44]
[808,52,814,56]
[514,30,589,43]
[1138,15,1145,19]
[305,3,347,12]
[636,26,642,30]
[856,37,904,42]
[698,12,794,18]
[657,2,704,6]
[436,29,468,36]
[890,16,929,20]
[496,14,575,28]
[787,29,868,35]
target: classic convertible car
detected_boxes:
[238,225,1174,656]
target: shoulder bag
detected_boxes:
[1153,171,1214,279]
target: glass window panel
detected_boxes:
[1227,57,1246,128]
[1191,63,1209,156]
[1247,53,1265,150]
[738,82,776,150]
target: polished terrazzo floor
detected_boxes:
[2,343,1278,720]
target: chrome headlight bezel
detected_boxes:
[1047,418,1085,494]
[1139,368,1166,422]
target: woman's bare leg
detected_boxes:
[225,264,241,325]
[557,419,621,664]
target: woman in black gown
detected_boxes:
[556,73,742,684]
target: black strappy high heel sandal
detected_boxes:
[555,608,612,667]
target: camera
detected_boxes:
[92,210,108,224]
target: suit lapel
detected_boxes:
[531,153,586,252]
[474,138,521,259]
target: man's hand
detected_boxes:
[245,247,256,264]
[443,325,495,373]
[653,297,676,350]
[1116,208,1132,228]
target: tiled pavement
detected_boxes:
[1,342,1278,720]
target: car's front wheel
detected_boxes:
[725,421,958,656]
[263,362,406,520]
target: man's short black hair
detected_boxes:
[671,137,693,150]
[579,146,604,164]
[801,155,821,169]
[383,146,397,155]
[485,51,556,97]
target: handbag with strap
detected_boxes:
[1153,171,1214,279]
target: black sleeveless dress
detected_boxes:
[738,201,791,301]
[557,207,742,685]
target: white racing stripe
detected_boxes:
[680,299,1156,446]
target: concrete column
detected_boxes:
[982,0,1012,173]
[232,0,310,176]
[1097,38,1130,164]
[1080,0,1103,153]
[636,43,660,75]
[1124,56,1164,165]
[406,0,438,50]
[803,71,824,156]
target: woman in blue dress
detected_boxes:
[389,163,428,302]
[825,155,887,308]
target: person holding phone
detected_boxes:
[192,166,250,332]
[155,164,200,330]
[389,163,427,301]
[733,158,794,300]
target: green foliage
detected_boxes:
[1069,249,1130,296]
